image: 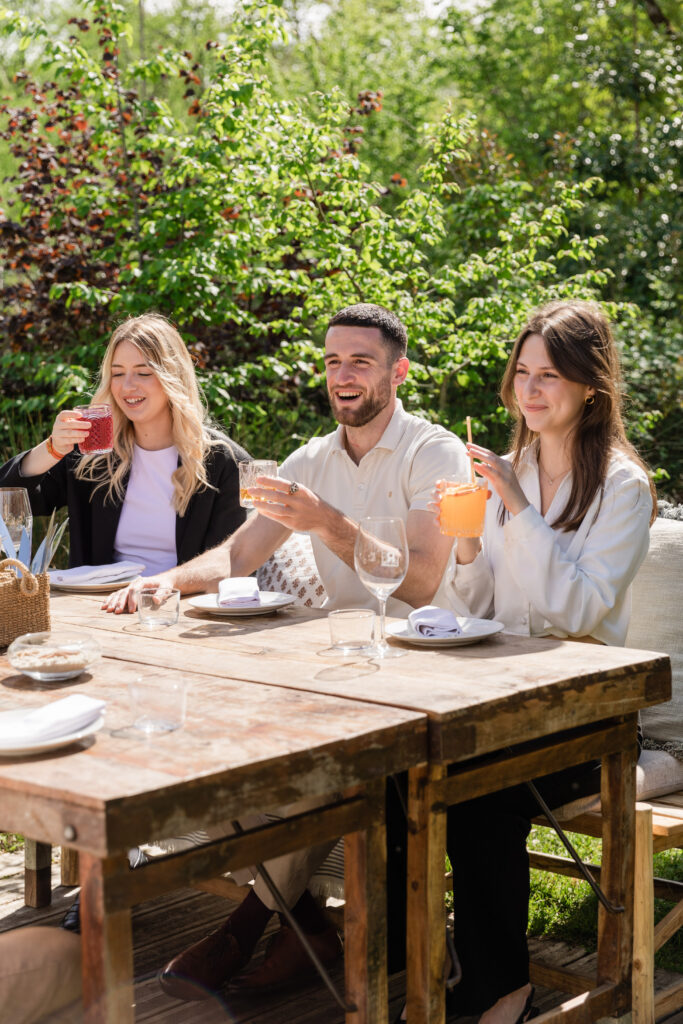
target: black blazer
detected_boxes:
[0,440,251,568]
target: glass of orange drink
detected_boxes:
[438,479,487,538]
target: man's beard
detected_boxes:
[329,377,393,427]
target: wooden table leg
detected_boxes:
[597,719,637,1015]
[24,839,52,908]
[61,846,80,887]
[406,763,447,1024]
[79,852,134,1024]
[345,779,388,1024]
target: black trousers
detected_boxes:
[385,758,603,1011]
[446,758,602,1013]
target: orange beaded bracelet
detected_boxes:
[46,435,66,461]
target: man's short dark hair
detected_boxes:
[327,303,408,361]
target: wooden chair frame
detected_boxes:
[529,794,683,1022]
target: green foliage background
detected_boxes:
[0,0,681,497]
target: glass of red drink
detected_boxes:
[74,404,114,454]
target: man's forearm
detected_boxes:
[392,553,442,608]
[163,544,233,595]
[315,504,446,609]
[314,503,359,571]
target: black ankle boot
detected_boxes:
[61,893,81,933]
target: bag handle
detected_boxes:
[0,557,40,596]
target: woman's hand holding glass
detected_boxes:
[49,410,93,456]
[465,444,529,517]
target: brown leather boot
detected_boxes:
[158,924,248,1001]
[230,923,342,993]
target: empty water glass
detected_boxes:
[137,587,180,629]
[128,674,187,733]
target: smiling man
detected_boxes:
[105,303,468,617]
[105,303,469,1001]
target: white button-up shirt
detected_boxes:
[280,399,469,615]
[447,446,652,646]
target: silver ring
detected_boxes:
[288,482,299,495]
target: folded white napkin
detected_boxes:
[0,694,106,744]
[408,605,463,638]
[49,562,145,585]
[218,576,260,606]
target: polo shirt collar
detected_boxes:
[332,398,409,455]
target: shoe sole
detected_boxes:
[157,969,219,1002]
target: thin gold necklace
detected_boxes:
[538,459,568,486]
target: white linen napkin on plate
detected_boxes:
[218,577,260,606]
[408,605,463,638]
[49,562,145,585]
[0,694,106,744]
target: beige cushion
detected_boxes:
[0,927,81,1024]
[553,748,683,821]
[626,518,683,745]
[257,533,326,608]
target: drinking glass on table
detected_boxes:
[0,487,32,558]
[354,516,408,659]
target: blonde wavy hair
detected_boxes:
[75,314,231,516]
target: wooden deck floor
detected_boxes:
[1,849,681,1023]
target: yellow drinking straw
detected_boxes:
[466,415,475,484]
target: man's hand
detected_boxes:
[101,574,171,614]
[247,475,329,533]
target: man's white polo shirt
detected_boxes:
[280,399,469,616]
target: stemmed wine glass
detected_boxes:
[0,488,32,560]
[354,516,409,659]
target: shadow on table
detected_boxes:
[2,672,95,692]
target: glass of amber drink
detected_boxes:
[239,460,278,509]
[438,479,487,538]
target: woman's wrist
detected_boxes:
[46,435,67,461]
[21,440,62,478]
[455,537,482,564]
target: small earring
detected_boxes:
[585,394,595,406]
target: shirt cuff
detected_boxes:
[452,546,487,581]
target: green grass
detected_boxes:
[0,833,24,855]
[528,826,683,973]
[444,826,683,973]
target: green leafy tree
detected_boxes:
[1,0,678,497]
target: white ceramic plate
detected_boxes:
[49,578,138,594]
[0,713,106,757]
[386,617,505,647]
[188,592,296,616]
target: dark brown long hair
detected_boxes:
[499,300,657,531]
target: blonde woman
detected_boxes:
[0,313,250,571]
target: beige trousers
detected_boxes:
[0,926,81,1024]
[139,793,340,912]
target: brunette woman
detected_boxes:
[440,300,655,1023]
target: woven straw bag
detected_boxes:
[0,557,51,648]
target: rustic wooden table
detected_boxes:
[45,594,672,1023]
[0,602,428,1024]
